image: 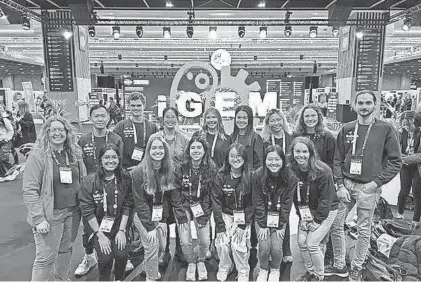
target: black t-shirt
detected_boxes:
[52,151,80,209]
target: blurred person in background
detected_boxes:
[15,100,37,157]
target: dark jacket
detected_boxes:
[252,167,297,230]
[211,170,254,233]
[16,112,36,145]
[334,120,402,187]
[292,161,339,224]
[131,164,187,232]
[205,133,230,170]
[79,170,133,237]
[229,130,264,172]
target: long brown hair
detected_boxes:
[288,136,322,181]
[293,104,325,138]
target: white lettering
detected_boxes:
[177,92,203,117]
[215,91,236,118]
[249,92,277,117]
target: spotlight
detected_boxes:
[209,26,217,39]
[356,28,364,39]
[163,27,171,39]
[258,1,265,7]
[254,55,257,60]
[88,25,95,37]
[402,15,412,31]
[136,26,143,38]
[100,61,104,74]
[118,54,122,60]
[166,1,173,7]
[313,61,317,73]
[112,26,120,39]
[309,26,317,38]
[284,25,292,37]
[186,26,194,38]
[300,54,304,60]
[136,63,139,67]
[238,26,245,38]
[259,26,267,39]
[164,55,168,60]
[22,15,30,30]
[63,28,73,40]
[332,26,339,37]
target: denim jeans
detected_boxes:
[215,213,250,279]
[255,223,284,270]
[329,201,347,269]
[31,206,81,281]
[82,219,94,255]
[176,210,210,263]
[297,210,337,280]
[133,214,164,281]
[398,164,421,222]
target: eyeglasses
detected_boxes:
[49,128,66,133]
[102,155,119,161]
[229,154,243,160]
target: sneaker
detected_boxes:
[309,275,325,281]
[268,269,280,281]
[205,249,212,260]
[256,268,269,281]
[294,271,313,282]
[125,259,134,272]
[159,251,171,268]
[238,272,249,282]
[197,262,208,280]
[146,272,161,282]
[324,265,349,277]
[349,267,361,282]
[186,263,196,281]
[74,253,97,276]
[283,255,293,263]
[216,264,233,282]
[395,213,404,219]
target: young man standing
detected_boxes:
[331,90,401,281]
[113,92,158,169]
[74,104,124,276]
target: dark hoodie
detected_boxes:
[229,130,264,172]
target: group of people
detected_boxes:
[22,89,404,282]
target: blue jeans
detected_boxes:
[255,223,284,270]
[31,206,81,281]
[297,210,337,280]
[329,202,348,269]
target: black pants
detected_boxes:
[398,164,421,222]
[282,222,292,257]
[82,220,94,255]
[94,233,128,281]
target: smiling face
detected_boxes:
[190,141,205,162]
[48,121,67,146]
[163,109,178,130]
[293,142,310,168]
[236,110,249,130]
[268,112,284,133]
[149,139,165,161]
[91,107,109,130]
[228,147,245,170]
[205,111,218,130]
[303,108,319,130]
[101,149,119,172]
[265,151,283,173]
[129,99,145,118]
[355,93,376,118]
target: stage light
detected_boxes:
[112,26,120,39]
[313,61,317,73]
[402,15,412,31]
[100,61,104,74]
[118,54,122,60]
[163,27,171,39]
[186,26,194,38]
[209,26,217,39]
[259,26,267,39]
[284,25,292,37]
[356,28,364,39]
[166,1,173,7]
[63,29,73,40]
[309,26,317,38]
[258,1,265,7]
[22,15,30,30]
[136,26,143,38]
[88,25,95,37]
[238,26,245,38]
[332,26,339,37]
[136,63,139,67]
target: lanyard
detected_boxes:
[52,150,70,166]
[91,131,109,169]
[103,178,118,216]
[210,133,218,158]
[230,174,245,210]
[153,191,165,205]
[271,131,286,153]
[352,121,374,157]
[296,181,309,204]
[164,131,177,143]
[189,169,202,199]
[131,119,146,147]
[267,183,281,212]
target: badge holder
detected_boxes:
[59,167,73,184]
[131,147,144,161]
[267,211,279,228]
[299,206,313,222]
[99,216,115,233]
[350,158,362,175]
[233,210,245,225]
[151,205,163,222]
[191,202,204,218]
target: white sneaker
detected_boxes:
[396,213,404,219]
[238,273,249,282]
[268,269,280,281]
[186,263,196,281]
[146,272,161,282]
[256,268,269,281]
[125,259,134,272]
[197,262,208,280]
[74,253,97,276]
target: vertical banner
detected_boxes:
[266,77,305,112]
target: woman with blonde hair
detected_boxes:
[261,109,292,153]
[22,115,86,281]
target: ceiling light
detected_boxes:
[136,63,139,67]
[259,26,267,39]
[186,26,194,38]
[88,25,95,37]
[118,54,122,60]
[238,26,245,38]
[258,1,265,7]
[356,28,364,39]
[209,26,217,39]
[0,9,6,19]
[100,61,104,74]
[163,27,171,39]
[309,26,318,38]
[166,1,173,7]
[22,15,30,30]
[136,26,143,38]
[63,29,73,40]
[332,26,339,37]
[284,25,292,37]
[402,14,412,31]
[112,26,120,39]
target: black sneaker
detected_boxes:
[294,271,313,282]
[349,267,361,282]
[324,265,349,277]
[309,275,325,281]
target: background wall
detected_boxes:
[1,74,43,91]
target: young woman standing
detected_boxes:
[261,109,292,155]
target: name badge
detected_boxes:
[151,205,163,222]
[59,167,73,184]
[267,211,279,228]
[299,206,313,222]
[350,158,362,175]
[233,210,245,225]
[191,202,205,218]
[99,216,115,233]
[131,147,144,161]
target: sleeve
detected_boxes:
[252,173,267,229]
[239,176,254,230]
[197,186,212,226]
[325,133,336,171]
[211,174,226,233]
[333,126,346,186]
[372,126,402,187]
[77,150,87,184]
[78,176,97,222]
[170,174,188,225]
[278,175,298,230]
[313,173,334,224]
[117,136,124,158]
[253,134,265,170]
[113,120,125,140]
[22,153,46,226]
[122,172,134,217]
[131,170,155,232]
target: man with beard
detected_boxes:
[331,90,401,281]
